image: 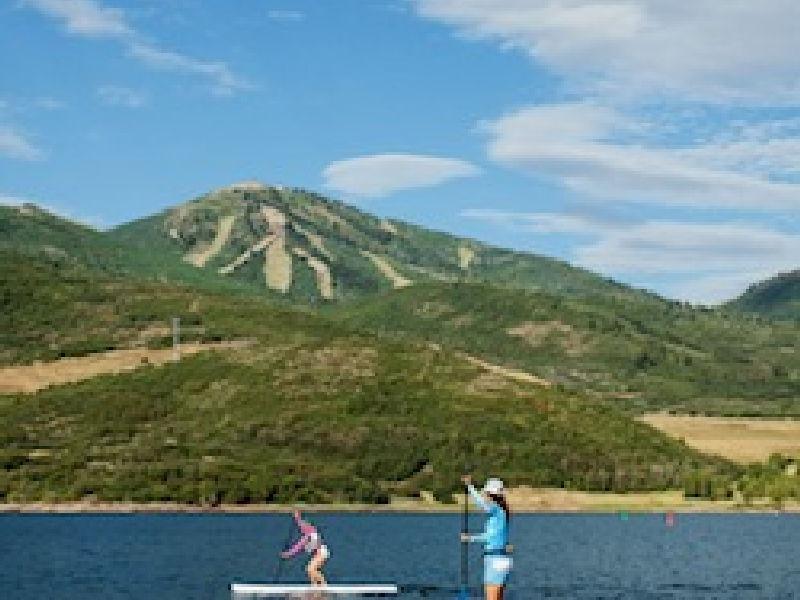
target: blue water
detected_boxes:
[1,513,799,599]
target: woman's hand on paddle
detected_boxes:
[460,533,471,542]
[461,474,472,485]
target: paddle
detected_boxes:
[458,474,471,600]
[272,512,296,584]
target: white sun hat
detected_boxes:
[482,478,505,495]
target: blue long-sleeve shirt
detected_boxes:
[466,484,508,552]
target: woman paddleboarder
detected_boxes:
[280,510,330,586]
[461,475,512,600]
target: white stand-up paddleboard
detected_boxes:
[230,583,399,596]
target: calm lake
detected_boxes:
[1,513,799,599]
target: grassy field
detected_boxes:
[0,341,250,393]
[641,414,800,464]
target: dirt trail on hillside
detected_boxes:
[507,320,589,356]
[461,354,551,387]
[292,247,333,299]
[0,341,251,394]
[293,222,333,259]
[219,234,276,274]
[307,204,349,229]
[380,219,398,235]
[261,207,292,292]
[217,207,293,293]
[458,246,475,270]
[641,413,800,463]
[361,251,412,288]
[184,215,236,267]
[407,264,457,282]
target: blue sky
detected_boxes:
[3,0,800,304]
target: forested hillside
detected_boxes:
[0,251,733,504]
[335,283,800,417]
[729,271,800,320]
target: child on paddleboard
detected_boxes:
[280,510,329,586]
[461,475,512,600]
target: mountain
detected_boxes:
[5,186,800,506]
[6,189,800,418]
[110,181,647,304]
[728,271,800,319]
[0,250,733,505]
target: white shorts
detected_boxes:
[314,545,330,560]
[484,555,512,585]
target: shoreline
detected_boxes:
[2,490,798,515]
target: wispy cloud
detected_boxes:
[463,208,800,303]
[323,153,480,196]
[23,0,251,96]
[413,0,800,104]
[24,0,132,37]
[267,9,305,23]
[96,84,147,108]
[127,42,251,97]
[0,125,44,161]
[416,0,800,301]
[481,102,800,212]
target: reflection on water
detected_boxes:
[1,513,799,599]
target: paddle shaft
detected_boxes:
[461,482,469,594]
[273,514,297,583]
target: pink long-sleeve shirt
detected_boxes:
[283,514,324,557]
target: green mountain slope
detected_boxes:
[111,182,649,304]
[728,271,800,319]
[7,195,800,420]
[0,203,262,296]
[0,252,734,504]
[335,283,800,416]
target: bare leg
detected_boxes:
[307,552,327,586]
[486,584,502,600]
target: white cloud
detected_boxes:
[323,153,480,196]
[128,43,251,96]
[96,85,147,108]
[267,9,305,22]
[481,103,800,212]
[23,0,132,37]
[0,126,44,161]
[461,208,615,236]
[413,0,800,104]
[574,221,800,276]
[463,208,800,303]
[678,119,800,179]
[24,0,251,95]
[415,2,800,214]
